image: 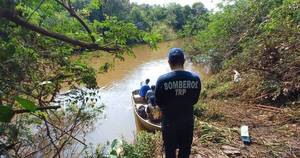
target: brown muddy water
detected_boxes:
[72,40,209,145]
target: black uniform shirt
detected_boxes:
[155,70,201,125]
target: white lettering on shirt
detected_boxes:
[163,80,199,96]
[164,83,168,90]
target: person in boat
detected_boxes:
[139,78,150,99]
[137,105,148,119]
[155,48,201,158]
[145,85,155,101]
[147,96,162,123]
[146,99,162,123]
[145,85,162,123]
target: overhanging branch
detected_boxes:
[0,8,118,52]
[54,0,96,43]
[13,105,61,114]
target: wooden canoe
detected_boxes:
[132,89,161,132]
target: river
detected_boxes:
[72,40,208,145]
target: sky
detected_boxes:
[130,0,223,10]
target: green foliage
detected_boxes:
[15,96,37,112]
[107,131,162,158]
[142,32,162,49]
[99,62,115,73]
[129,5,151,31]
[187,0,300,104]
[88,1,209,40]
[109,139,126,157]
[0,106,14,122]
[102,0,131,21]
[83,144,106,158]
[81,68,97,89]
[132,131,161,158]
[0,0,165,156]
[151,23,177,41]
[88,0,101,10]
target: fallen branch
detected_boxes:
[253,93,270,100]
[253,104,284,113]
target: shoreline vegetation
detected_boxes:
[98,0,300,157]
[0,0,299,157]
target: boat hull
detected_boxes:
[132,90,161,132]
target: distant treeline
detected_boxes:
[72,0,210,40]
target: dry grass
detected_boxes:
[192,100,300,157]
[194,120,239,145]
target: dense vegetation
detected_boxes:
[0,0,299,157]
[90,0,210,40]
[185,2,300,155]
[0,0,158,157]
[186,0,300,105]
[0,0,209,157]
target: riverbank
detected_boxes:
[190,99,300,157]
[70,39,299,157]
[122,98,299,158]
[115,66,300,157]
[68,40,210,145]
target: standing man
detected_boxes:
[155,48,201,158]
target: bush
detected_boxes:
[109,131,162,158]
[132,131,162,158]
[185,0,300,105]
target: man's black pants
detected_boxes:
[162,122,194,158]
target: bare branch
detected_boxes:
[24,120,85,158]
[53,113,80,157]
[32,113,87,146]
[45,120,60,158]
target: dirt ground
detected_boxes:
[191,100,300,158]
[156,100,300,158]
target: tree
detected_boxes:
[0,0,160,157]
[165,3,186,31]
[192,2,208,15]
[181,2,209,37]
[129,5,150,31]
[102,0,131,21]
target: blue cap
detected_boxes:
[168,48,185,64]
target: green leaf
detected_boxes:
[110,150,118,156]
[0,105,14,122]
[15,96,37,112]
[111,139,119,149]
[88,0,101,10]
[109,155,118,158]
